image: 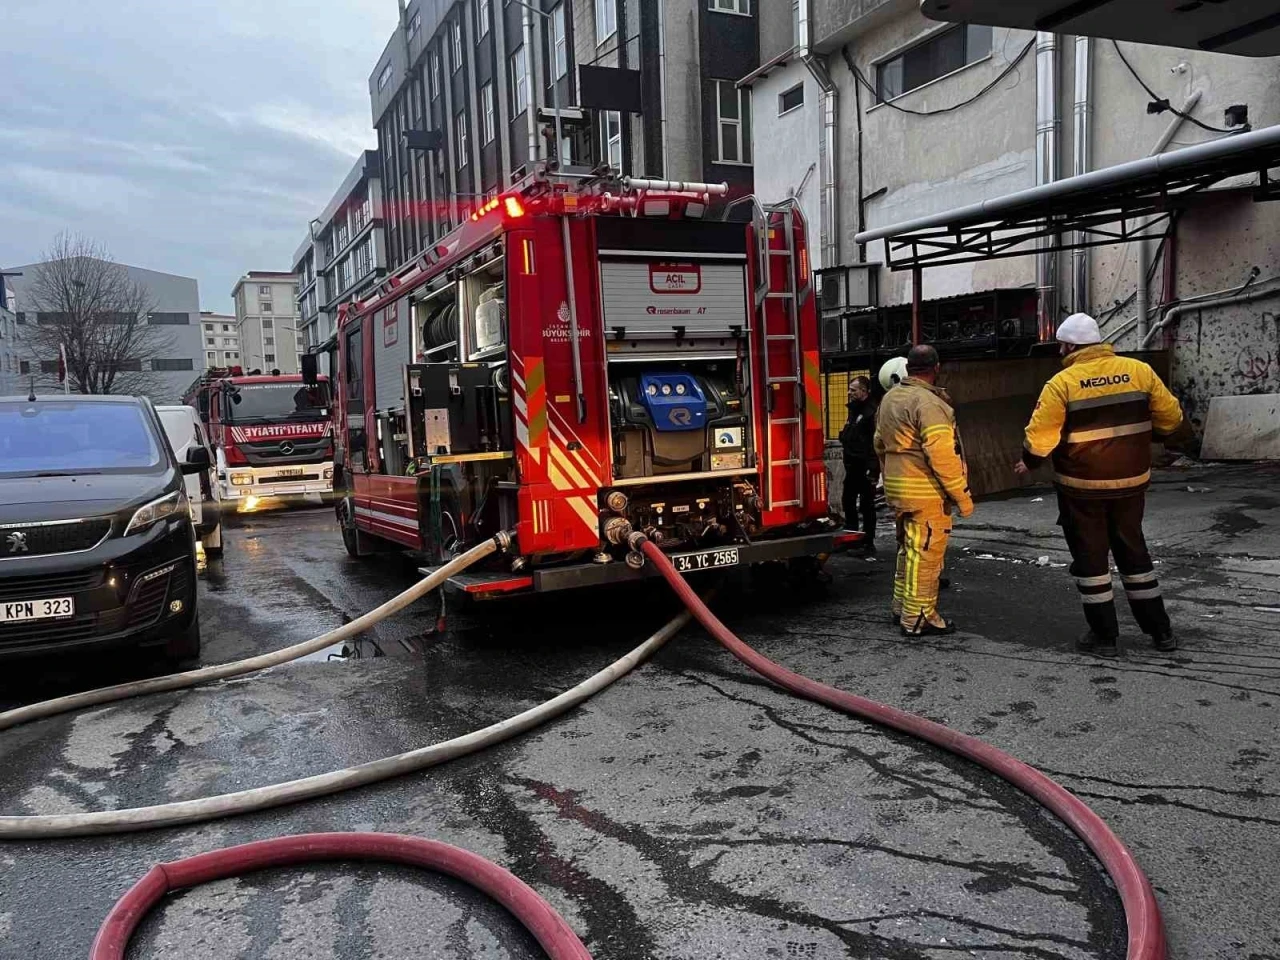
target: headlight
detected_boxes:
[125,491,189,536]
[322,466,333,480]
[230,473,254,486]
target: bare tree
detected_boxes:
[21,233,173,396]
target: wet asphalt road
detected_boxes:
[1,464,1278,959]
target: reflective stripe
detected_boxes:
[1121,571,1157,585]
[1056,470,1151,491]
[1081,590,1115,604]
[1125,586,1164,600]
[1066,391,1149,412]
[1064,421,1152,445]
[921,424,952,439]
[1076,574,1113,587]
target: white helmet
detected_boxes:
[878,357,909,392]
[1056,313,1102,345]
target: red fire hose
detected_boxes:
[89,833,592,960]
[639,538,1168,960]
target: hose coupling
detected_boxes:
[492,529,516,553]
[604,517,634,546]
[626,530,649,552]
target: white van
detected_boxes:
[157,405,225,557]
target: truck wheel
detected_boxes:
[202,523,225,559]
[340,501,374,559]
[164,615,202,668]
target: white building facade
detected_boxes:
[231,272,303,375]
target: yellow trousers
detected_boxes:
[892,505,953,631]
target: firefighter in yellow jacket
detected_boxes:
[874,345,974,636]
[1016,313,1185,656]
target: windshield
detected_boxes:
[157,407,198,454]
[0,400,162,477]
[226,382,331,422]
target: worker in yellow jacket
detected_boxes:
[874,345,974,636]
[1016,313,1185,656]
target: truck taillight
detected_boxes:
[224,443,247,466]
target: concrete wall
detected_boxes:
[662,0,704,183]
[750,60,825,269]
[839,18,1038,302]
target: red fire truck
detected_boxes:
[183,367,335,510]
[333,168,834,595]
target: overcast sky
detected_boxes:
[0,0,396,313]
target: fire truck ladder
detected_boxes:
[752,201,806,512]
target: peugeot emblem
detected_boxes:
[5,531,28,554]
[279,441,295,456]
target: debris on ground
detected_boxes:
[1186,486,1212,493]
[1169,456,1199,468]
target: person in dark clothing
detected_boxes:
[840,375,879,552]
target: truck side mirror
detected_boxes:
[301,352,319,385]
[182,445,211,474]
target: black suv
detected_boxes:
[0,394,207,664]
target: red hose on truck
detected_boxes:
[89,833,592,960]
[639,538,1168,960]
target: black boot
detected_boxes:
[1152,630,1177,652]
[1076,630,1119,658]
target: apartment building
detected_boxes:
[200,311,242,370]
[231,271,304,375]
[293,149,387,355]
[746,1,1280,437]
[364,0,761,276]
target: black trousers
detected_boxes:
[1057,491,1172,640]
[843,458,878,538]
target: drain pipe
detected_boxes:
[522,4,539,164]
[1071,35,1091,313]
[1141,282,1280,348]
[657,0,669,176]
[1036,31,1062,340]
[799,1,838,270]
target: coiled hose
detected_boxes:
[89,833,592,960]
[638,537,1168,960]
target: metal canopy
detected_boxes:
[921,0,1280,57]
[854,124,1280,271]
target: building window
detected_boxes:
[258,284,270,295]
[19,360,30,374]
[260,301,273,313]
[481,83,496,144]
[265,354,276,364]
[207,352,216,363]
[456,111,469,166]
[377,61,393,91]
[206,337,215,346]
[778,82,804,114]
[408,10,422,39]
[477,0,491,38]
[710,0,749,13]
[262,318,273,328]
[510,46,529,115]
[151,358,195,372]
[429,51,441,99]
[265,336,275,346]
[876,24,992,103]
[715,81,752,164]
[551,5,568,80]
[451,19,463,71]
[601,110,622,169]
[595,0,616,44]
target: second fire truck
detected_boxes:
[332,167,835,595]
[184,367,335,510]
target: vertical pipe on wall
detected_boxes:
[911,265,923,346]
[1035,31,1061,341]
[658,0,669,177]
[1136,230,1151,341]
[522,4,538,165]
[1071,35,1091,314]
[800,1,838,271]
